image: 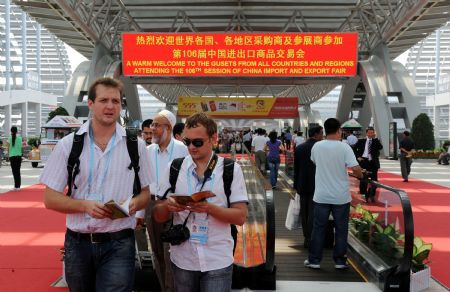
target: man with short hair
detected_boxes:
[293,131,305,148]
[399,130,415,182]
[355,127,383,202]
[294,126,324,248]
[252,128,269,175]
[305,118,363,270]
[173,122,185,141]
[141,119,153,146]
[40,77,152,291]
[137,110,188,291]
[154,113,248,292]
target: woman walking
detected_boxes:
[8,126,22,191]
[265,131,285,189]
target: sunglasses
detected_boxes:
[183,138,206,148]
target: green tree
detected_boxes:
[47,106,69,122]
[411,113,435,150]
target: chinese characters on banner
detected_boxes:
[122,33,358,77]
[177,97,299,119]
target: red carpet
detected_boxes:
[377,171,450,289]
[0,185,67,291]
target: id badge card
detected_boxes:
[84,193,102,218]
[190,218,209,245]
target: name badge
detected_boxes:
[84,193,102,218]
[190,218,208,245]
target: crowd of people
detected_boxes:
[4,76,441,291]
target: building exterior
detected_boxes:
[405,22,450,140]
[0,0,71,137]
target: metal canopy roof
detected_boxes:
[13,0,450,105]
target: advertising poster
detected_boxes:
[177,97,299,119]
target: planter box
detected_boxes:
[410,266,431,292]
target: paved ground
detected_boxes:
[0,160,43,194]
[1,159,448,291]
[380,158,450,188]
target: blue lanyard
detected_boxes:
[155,139,175,185]
[187,168,215,195]
[88,128,116,197]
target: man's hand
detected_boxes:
[136,218,145,229]
[128,197,140,216]
[84,200,112,219]
[357,157,363,162]
[187,201,210,214]
[166,197,188,213]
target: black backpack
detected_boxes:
[66,129,141,197]
[164,157,238,254]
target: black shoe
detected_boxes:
[403,179,408,182]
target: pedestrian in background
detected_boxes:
[305,118,363,270]
[8,126,22,191]
[141,119,153,146]
[293,126,324,248]
[252,128,269,175]
[265,131,285,189]
[355,127,383,202]
[399,130,415,182]
[173,122,185,141]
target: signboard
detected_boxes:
[389,122,398,160]
[122,33,358,77]
[177,97,299,118]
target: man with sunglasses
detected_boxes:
[153,113,248,292]
[136,109,188,292]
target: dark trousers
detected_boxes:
[299,192,314,247]
[400,155,412,180]
[309,202,350,265]
[359,158,378,201]
[64,231,136,292]
[10,156,21,188]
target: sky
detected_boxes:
[65,44,87,72]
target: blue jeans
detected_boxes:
[171,262,233,292]
[308,202,350,265]
[268,157,280,187]
[64,231,136,292]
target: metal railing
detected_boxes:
[229,150,276,290]
[348,174,414,291]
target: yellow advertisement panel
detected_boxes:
[178,97,299,118]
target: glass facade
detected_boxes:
[0,0,71,135]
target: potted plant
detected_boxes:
[410,237,432,292]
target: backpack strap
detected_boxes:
[160,157,185,200]
[66,133,85,196]
[223,157,238,254]
[126,129,141,197]
[222,158,235,206]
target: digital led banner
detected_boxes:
[177,97,299,118]
[122,33,358,77]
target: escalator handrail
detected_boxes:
[348,173,414,277]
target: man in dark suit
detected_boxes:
[294,126,324,248]
[355,127,383,202]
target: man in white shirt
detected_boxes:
[305,118,363,270]
[136,110,188,292]
[293,131,305,149]
[40,77,152,291]
[153,113,248,292]
[251,128,269,174]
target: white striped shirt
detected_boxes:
[135,137,188,218]
[39,120,152,233]
[157,155,248,272]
